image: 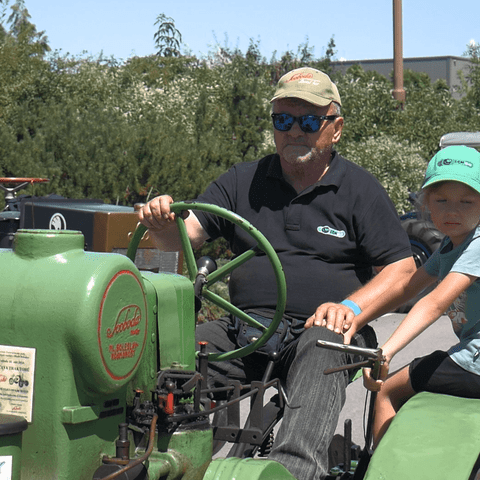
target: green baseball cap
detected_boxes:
[422,145,480,194]
[270,67,342,107]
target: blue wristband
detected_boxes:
[340,299,362,316]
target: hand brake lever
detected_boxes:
[316,339,384,376]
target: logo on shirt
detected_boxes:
[317,225,345,238]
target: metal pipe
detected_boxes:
[393,0,406,105]
[100,414,159,480]
[344,419,352,473]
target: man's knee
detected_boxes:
[299,326,344,349]
[294,327,346,371]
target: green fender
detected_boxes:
[203,458,296,480]
[365,391,480,480]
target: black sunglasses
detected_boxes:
[271,113,338,133]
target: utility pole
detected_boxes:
[393,0,406,106]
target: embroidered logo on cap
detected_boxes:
[437,159,473,168]
[287,73,314,83]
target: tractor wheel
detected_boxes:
[397,217,444,313]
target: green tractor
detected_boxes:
[1,201,480,480]
[0,202,297,480]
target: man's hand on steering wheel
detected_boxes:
[138,195,189,231]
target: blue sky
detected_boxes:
[18,0,480,62]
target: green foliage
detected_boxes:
[462,41,480,109]
[2,3,480,222]
[0,46,276,208]
[268,36,336,82]
[154,13,182,58]
[0,0,52,127]
[403,69,432,89]
[3,0,49,55]
[393,78,480,159]
[339,134,425,214]
[334,63,480,166]
[333,68,398,144]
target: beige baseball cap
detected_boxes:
[270,67,342,107]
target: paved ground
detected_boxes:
[214,312,456,458]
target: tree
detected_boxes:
[462,40,480,109]
[403,69,431,89]
[332,67,398,145]
[298,37,314,64]
[0,0,52,128]
[2,24,480,215]
[320,35,337,74]
[154,13,182,57]
[339,134,425,214]
[2,0,49,56]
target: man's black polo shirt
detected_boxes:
[194,152,412,320]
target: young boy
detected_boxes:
[364,145,480,445]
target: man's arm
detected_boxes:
[138,195,209,251]
[305,256,423,343]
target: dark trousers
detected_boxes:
[196,316,375,480]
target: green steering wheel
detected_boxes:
[127,202,287,362]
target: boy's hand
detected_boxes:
[363,357,390,391]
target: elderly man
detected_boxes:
[138,67,415,479]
